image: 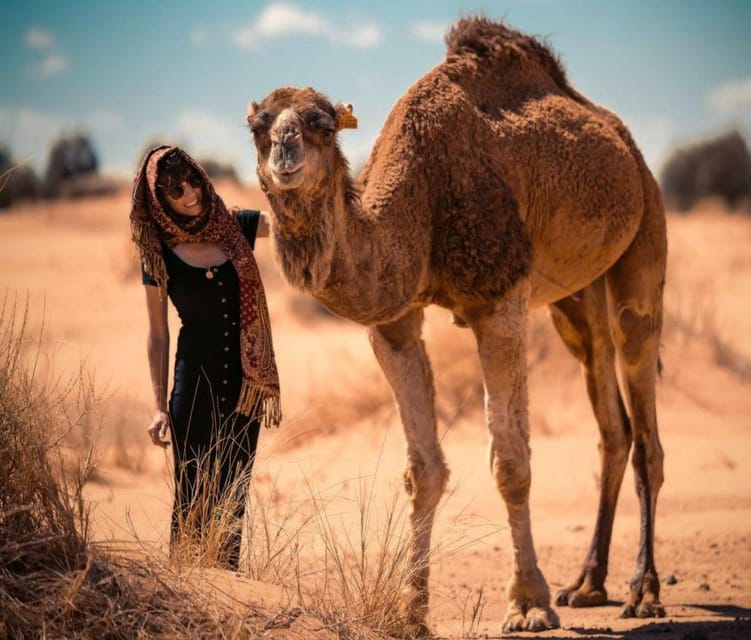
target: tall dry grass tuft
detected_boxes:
[0,295,93,580]
[240,456,501,638]
[0,296,319,639]
[245,471,310,587]
[298,476,415,636]
[167,434,260,573]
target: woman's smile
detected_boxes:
[165,179,204,216]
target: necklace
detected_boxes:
[183,244,216,279]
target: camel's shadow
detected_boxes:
[459,604,751,639]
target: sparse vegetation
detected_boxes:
[664,291,751,382]
[296,476,415,636]
[0,295,470,639]
[0,297,248,638]
[2,163,749,637]
[659,129,751,213]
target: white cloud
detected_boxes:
[410,20,447,43]
[173,109,253,180]
[334,24,380,49]
[232,2,381,49]
[22,27,68,77]
[257,3,327,38]
[174,110,237,151]
[0,107,66,169]
[87,111,125,130]
[705,76,751,116]
[37,54,68,76]
[24,27,54,49]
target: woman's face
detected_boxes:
[162,172,204,217]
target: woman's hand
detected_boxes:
[148,410,171,448]
[256,211,271,238]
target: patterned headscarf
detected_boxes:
[130,145,281,427]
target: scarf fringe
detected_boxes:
[236,379,282,429]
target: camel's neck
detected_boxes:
[268,172,421,325]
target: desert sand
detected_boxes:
[1,183,749,638]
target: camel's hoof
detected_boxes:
[620,600,665,619]
[622,572,664,619]
[555,585,608,608]
[638,601,666,618]
[502,604,559,633]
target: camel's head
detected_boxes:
[247,87,355,194]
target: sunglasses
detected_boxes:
[159,173,203,200]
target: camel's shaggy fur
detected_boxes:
[247,16,667,634]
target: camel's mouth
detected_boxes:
[270,166,304,190]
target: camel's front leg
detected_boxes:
[369,308,449,636]
[468,289,559,633]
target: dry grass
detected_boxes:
[3,184,748,637]
[238,439,506,638]
[290,305,558,447]
[245,472,310,586]
[296,475,415,636]
[0,296,241,638]
[0,295,438,639]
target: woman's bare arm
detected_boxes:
[256,211,271,238]
[144,285,171,447]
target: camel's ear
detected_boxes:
[335,102,358,130]
[246,101,260,124]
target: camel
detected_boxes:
[246,16,666,634]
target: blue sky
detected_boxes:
[2,0,750,185]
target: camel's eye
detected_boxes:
[302,108,335,136]
[250,111,274,136]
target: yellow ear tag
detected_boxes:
[336,105,358,130]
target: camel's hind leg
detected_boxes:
[548,276,633,608]
[607,191,667,619]
[369,308,449,635]
[468,283,559,633]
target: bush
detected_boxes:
[0,144,42,209]
[44,134,99,198]
[659,130,751,212]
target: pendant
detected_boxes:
[205,269,214,280]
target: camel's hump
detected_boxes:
[444,16,573,95]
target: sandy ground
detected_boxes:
[1,186,749,639]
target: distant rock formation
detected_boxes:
[659,130,751,212]
[43,134,98,198]
[197,158,240,183]
[43,134,121,199]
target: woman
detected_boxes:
[130,145,281,571]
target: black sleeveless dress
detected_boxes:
[142,209,261,569]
